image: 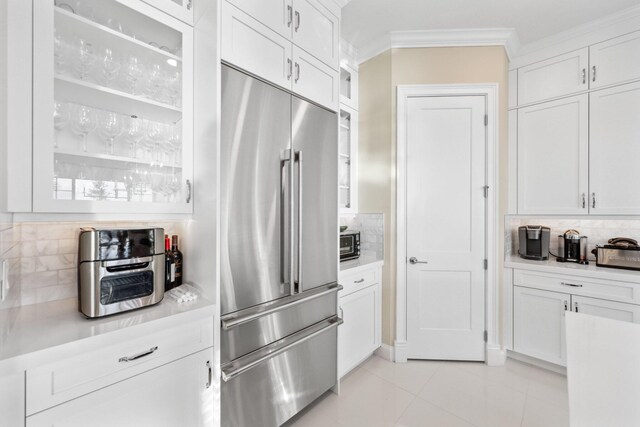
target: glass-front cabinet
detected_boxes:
[339,105,357,213]
[32,0,193,213]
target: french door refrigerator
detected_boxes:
[220,64,340,427]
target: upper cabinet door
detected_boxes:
[590,30,640,89]
[589,81,640,215]
[292,46,338,111]
[291,0,339,70]
[221,2,293,90]
[225,0,293,39]
[517,48,588,105]
[140,0,194,25]
[517,95,589,215]
[32,0,194,213]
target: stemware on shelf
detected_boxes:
[70,104,97,152]
[124,115,147,158]
[145,121,168,166]
[100,47,121,88]
[165,69,182,107]
[53,29,68,75]
[72,38,96,81]
[123,55,145,95]
[53,101,69,149]
[143,63,166,102]
[166,123,182,166]
[98,111,124,155]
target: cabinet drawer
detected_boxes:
[339,266,379,296]
[26,318,213,415]
[513,269,640,305]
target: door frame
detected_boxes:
[395,84,503,365]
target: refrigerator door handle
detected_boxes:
[221,316,343,382]
[281,150,293,288]
[295,150,303,293]
[221,283,342,329]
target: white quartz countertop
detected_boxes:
[0,289,215,375]
[505,255,640,283]
[340,252,384,272]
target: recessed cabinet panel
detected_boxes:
[221,1,293,90]
[517,95,588,214]
[292,47,338,110]
[590,30,640,89]
[589,81,640,215]
[513,286,569,366]
[572,296,640,323]
[292,0,339,70]
[225,0,293,38]
[517,48,588,105]
[32,0,194,213]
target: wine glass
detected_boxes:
[123,55,144,95]
[53,101,69,149]
[100,48,121,87]
[145,122,167,166]
[143,63,164,101]
[53,29,68,75]
[70,104,97,152]
[166,123,182,166]
[166,69,182,107]
[72,38,95,81]
[124,116,147,158]
[99,111,124,155]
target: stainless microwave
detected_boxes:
[340,231,360,261]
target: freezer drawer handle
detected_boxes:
[118,346,158,363]
[221,283,342,329]
[221,316,343,382]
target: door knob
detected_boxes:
[409,257,428,264]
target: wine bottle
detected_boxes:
[171,235,183,287]
[165,235,176,291]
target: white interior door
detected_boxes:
[405,95,486,361]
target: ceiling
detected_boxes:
[342,0,640,57]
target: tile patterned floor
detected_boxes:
[286,356,569,427]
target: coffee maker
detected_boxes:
[518,225,551,260]
[557,229,589,264]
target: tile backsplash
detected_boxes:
[7,221,185,307]
[340,213,384,259]
[505,217,640,261]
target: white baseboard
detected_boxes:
[394,340,408,363]
[507,350,567,375]
[374,344,394,362]
[486,344,507,366]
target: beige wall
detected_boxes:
[358,46,509,347]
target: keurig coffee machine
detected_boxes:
[557,229,589,264]
[518,225,551,260]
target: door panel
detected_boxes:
[517,94,589,214]
[293,47,339,111]
[221,2,293,92]
[573,295,640,323]
[226,0,293,38]
[513,286,569,366]
[589,82,640,214]
[220,65,292,315]
[590,30,640,89]
[292,0,339,69]
[405,95,486,361]
[292,97,338,293]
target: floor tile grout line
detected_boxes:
[412,393,483,427]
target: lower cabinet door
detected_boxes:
[513,286,570,366]
[338,284,381,378]
[26,348,214,427]
[572,295,640,323]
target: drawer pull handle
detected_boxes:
[561,282,583,288]
[119,346,158,363]
[354,278,365,283]
[206,361,212,388]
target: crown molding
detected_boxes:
[357,28,519,64]
[511,4,640,69]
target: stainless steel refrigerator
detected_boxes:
[220,64,340,427]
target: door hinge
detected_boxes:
[483,185,489,198]
[483,330,488,342]
[484,114,488,126]
[483,259,488,270]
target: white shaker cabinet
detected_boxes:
[513,286,569,366]
[292,46,339,111]
[142,0,194,25]
[572,295,640,323]
[291,0,339,70]
[590,30,640,89]
[517,48,588,105]
[30,0,194,213]
[338,263,382,378]
[517,94,589,215]
[221,1,293,89]
[225,0,293,38]
[589,81,640,215]
[26,348,214,427]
